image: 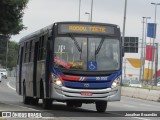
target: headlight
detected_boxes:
[50,73,62,86]
[111,76,121,88]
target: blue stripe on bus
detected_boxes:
[61,70,122,89]
[108,70,122,80]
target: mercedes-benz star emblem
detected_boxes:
[84,83,90,88]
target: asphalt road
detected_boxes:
[0,77,160,120]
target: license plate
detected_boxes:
[80,92,92,96]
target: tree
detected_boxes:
[7,41,19,70]
[0,0,28,69]
[0,0,28,35]
[0,36,7,67]
[0,39,18,70]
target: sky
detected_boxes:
[11,0,160,43]
[10,0,160,78]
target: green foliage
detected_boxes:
[0,0,28,35]
[7,41,19,69]
[0,39,18,69]
[0,36,7,66]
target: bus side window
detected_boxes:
[24,42,29,63]
[24,43,27,63]
[29,40,32,62]
[31,40,35,62]
[41,35,45,60]
[17,45,20,64]
[38,35,46,61]
[38,37,42,61]
[43,35,47,59]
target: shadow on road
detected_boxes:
[23,102,121,117]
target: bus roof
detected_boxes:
[19,24,53,44]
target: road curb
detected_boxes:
[121,87,160,102]
[0,117,6,120]
[146,90,160,101]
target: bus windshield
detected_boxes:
[54,36,120,71]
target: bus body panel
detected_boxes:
[28,63,34,96]
[22,63,34,97]
[36,60,46,97]
[50,84,121,101]
[49,69,122,101]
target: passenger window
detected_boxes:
[38,37,42,61]
[24,42,28,63]
[41,35,47,60]
[17,45,20,64]
[38,35,47,60]
[41,36,44,59]
[29,40,32,62]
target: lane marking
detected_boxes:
[6,80,39,111]
[7,81,16,91]
[123,104,135,108]
[120,100,160,109]
[2,102,39,111]
[133,117,151,120]
[42,117,55,119]
[138,104,153,107]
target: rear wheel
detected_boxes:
[66,101,82,107]
[95,101,107,112]
[30,98,39,105]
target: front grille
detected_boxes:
[62,81,112,89]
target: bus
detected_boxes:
[16,22,123,112]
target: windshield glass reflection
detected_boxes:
[54,37,120,71]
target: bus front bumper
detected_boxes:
[50,84,121,102]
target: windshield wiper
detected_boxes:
[69,34,82,60]
[69,34,82,53]
[95,37,105,55]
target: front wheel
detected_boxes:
[95,101,107,112]
[66,101,74,107]
[42,99,53,109]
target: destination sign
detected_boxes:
[58,24,115,35]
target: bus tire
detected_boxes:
[95,101,107,113]
[42,99,52,109]
[23,84,31,104]
[74,103,82,107]
[30,98,39,105]
[66,102,82,107]
[66,101,74,107]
